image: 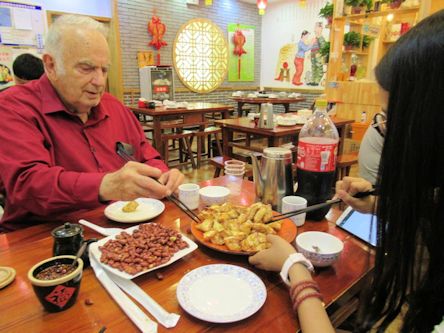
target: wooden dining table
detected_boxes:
[232,96,306,116]
[215,116,355,160]
[0,176,373,333]
[128,102,235,158]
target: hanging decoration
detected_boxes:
[299,0,307,8]
[232,28,247,80]
[148,15,167,65]
[205,0,213,5]
[257,0,267,15]
[228,23,255,82]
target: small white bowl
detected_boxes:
[199,186,230,206]
[295,231,343,267]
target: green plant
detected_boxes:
[344,31,361,47]
[319,41,331,61]
[344,0,362,7]
[362,35,374,48]
[362,0,374,10]
[319,3,334,18]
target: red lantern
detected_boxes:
[257,0,267,15]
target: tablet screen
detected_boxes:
[336,208,378,247]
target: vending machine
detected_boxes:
[139,66,175,101]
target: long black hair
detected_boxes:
[356,10,444,332]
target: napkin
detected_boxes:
[109,273,180,328]
[90,255,158,333]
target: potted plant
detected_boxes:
[362,35,374,48]
[345,0,363,14]
[343,31,361,50]
[388,0,403,9]
[319,3,334,25]
[362,0,374,11]
[319,41,331,63]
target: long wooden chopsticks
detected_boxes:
[269,190,377,223]
[116,142,201,223]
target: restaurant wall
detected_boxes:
[117,0,257,106]
[42,0,112,17]
[260,0,328,90]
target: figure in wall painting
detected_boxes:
[309,22,326,86]
[292,30,313,86]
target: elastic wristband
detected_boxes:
[293,292,323,312]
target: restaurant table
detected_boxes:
[128,102,234,158]
[0,177,373,333]
[231,97,306,116]
[215,116,355,160]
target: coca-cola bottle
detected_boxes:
[295,99,339,221]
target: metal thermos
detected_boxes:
[251,147,294,212]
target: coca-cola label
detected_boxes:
[297,138,338,172]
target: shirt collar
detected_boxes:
[40,74,110,120]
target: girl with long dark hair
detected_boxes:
[250,10,444,333]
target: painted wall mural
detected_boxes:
[228,23,255,82]
[261,0,330,90]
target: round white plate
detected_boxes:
[177,264,267,323]
[104,198,165,223]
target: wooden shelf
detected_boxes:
[335,6,420,20]
[343,50,369,55]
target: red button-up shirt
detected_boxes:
[0,75,168,230]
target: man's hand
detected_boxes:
[158,168,185,195]
[335,176,376,214]
[99,161,169,201]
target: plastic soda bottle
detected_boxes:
[295,99,339,220]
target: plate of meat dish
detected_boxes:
[191,202,297,255]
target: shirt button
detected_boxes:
[91,147,96,153]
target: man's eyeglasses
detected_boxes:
[372,112,387,137]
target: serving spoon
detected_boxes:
[79,219,123,236]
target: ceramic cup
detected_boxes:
[178,183,200,210]
[282,196,308,227]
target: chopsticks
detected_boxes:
[116,142,201,223]
[269,189,377,223]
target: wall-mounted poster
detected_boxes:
[261,0,330,90]
[137,51,154,68]
[228,23,254,82]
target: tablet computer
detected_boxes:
[336,207,378,247]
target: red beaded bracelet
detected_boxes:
[290,280,320,304]
[292,291,324,312]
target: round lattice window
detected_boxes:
[173,18,228,93]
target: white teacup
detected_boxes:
[282,196,307,227]
[178,183,200,210]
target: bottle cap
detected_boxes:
[315,99,328,108]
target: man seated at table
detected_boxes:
[0,15,184,231]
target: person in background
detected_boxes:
[12,53,44,85]
[358,110,386,185]
[250,10,444,332]
[0,15,184,231]
[292,30,312,86]
[308,22,326,86]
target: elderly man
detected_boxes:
[0,15,184,231]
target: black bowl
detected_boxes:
[28,255,83,313]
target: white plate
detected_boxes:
[177,264,267,323]
[89,224,198,279]
[104,198,165,223]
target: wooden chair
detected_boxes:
[336,153,358,181]
[161,131,197,169]
[209,155,253,179]
[194,127,223,168]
